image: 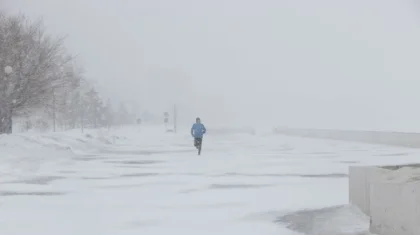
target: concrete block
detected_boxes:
[349,166,390,216]
[348,164,420,235]
[370,180,420,235]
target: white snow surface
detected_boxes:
[1,125,419,235]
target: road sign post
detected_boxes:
[173,104,177,133]
[164,112,169,130]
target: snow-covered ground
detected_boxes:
[1,126,419,235]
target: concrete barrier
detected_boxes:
[348,166,390,216]
[274,127,420,148]
[349,164,420,235]
[275,127,420,234]
[209,127,256,135]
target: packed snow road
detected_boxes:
[1,127,419,235]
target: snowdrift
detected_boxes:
[0,127,130,183]
[277,205,372,235]
[0,125,193,183]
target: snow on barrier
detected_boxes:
[209,127,256,135]
[274,127,420,148]
[349,164,420,235]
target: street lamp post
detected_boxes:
[173,104,177,133]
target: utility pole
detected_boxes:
[93,100,97,129]
[164,112,169,131]
[106,98,112,131]
[52,88,56,132]
[173,104,177,133]
[80,94,84,133]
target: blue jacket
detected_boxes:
[191,123,206,138]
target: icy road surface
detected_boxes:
[1,127,419,235]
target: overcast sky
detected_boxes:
[2,0,420,130]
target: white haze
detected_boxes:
[3,0,420,130]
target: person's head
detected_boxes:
[196,117,201,123]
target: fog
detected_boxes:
[3,0,420,130]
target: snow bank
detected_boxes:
[0,127,136,183]
[278,205,372,235]
[349,164,420,235]
[1,129,113,153]
[0,125,187,182]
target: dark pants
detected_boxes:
[194,138,202,148]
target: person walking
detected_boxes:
[191,117,206,155]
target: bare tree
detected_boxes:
[0,13,77,134]
[44,64,85,130]
[83,88,103,128]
